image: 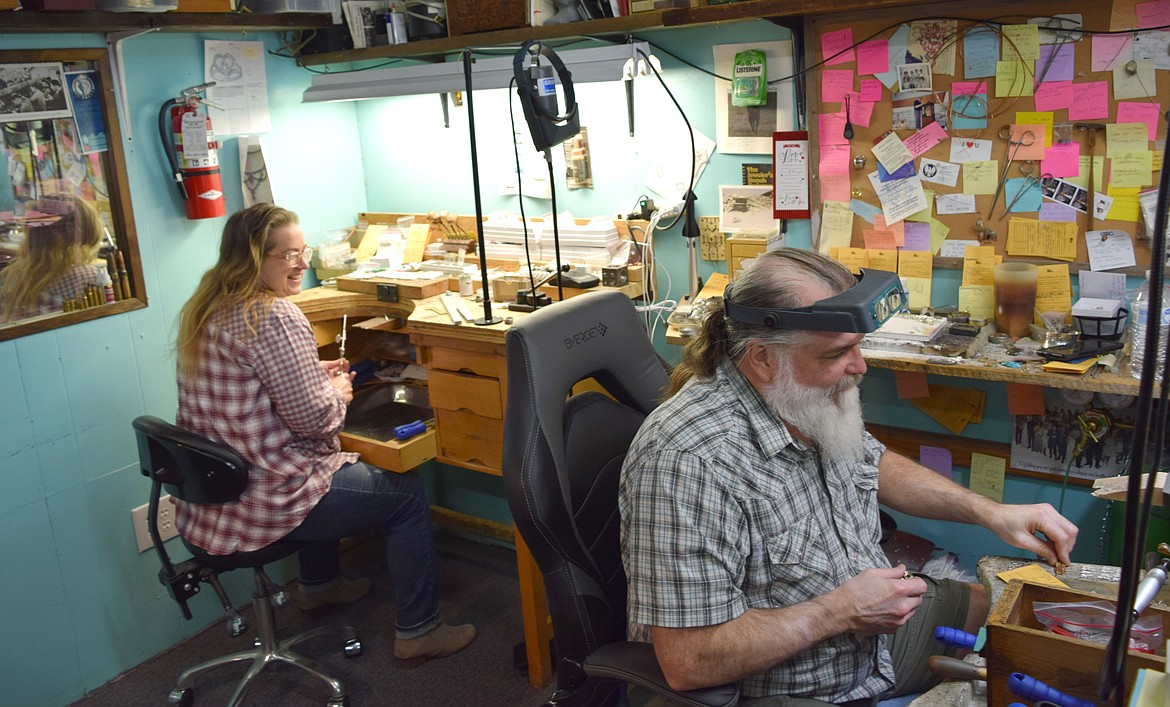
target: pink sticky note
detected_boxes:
[1007,383,1046,415]
[919,445,953,478]
[1092,34,1132,71]
[1068,82,1109,120]
[1033,80,1073,112]
[1042,143,1080,177]
[1117,102,1162,140]
[860,79,883,102]
[821,69,854,103]
[875,215,905,246]
[821,174,852,203]
[820,144,851,175]
[819,111,848,145]
[845,91,875,127]
[1137,0,1170,29]
[1009,125,1047,161]
[901,221,931,251]
[863,229,898,249]
[952,81,988,96]
[822,28,855,65]
[857,38,889,75]
[904,122,948,158]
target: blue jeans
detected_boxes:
[281,461,440,638]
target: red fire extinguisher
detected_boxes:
[159,82,226,220]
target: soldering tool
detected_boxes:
[335,314,348,376]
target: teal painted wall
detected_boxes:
[0,19,1110,704]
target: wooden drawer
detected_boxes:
[435,408,503,473]
[340,428,436,473]
[429,369,503,418]
[727,235,768,280]
[422,346,505,379]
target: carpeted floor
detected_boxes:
[72,531,555,706]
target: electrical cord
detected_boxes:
[506,76,539,299]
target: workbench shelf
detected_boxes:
[0,9,331,33]
[294,0,945,67]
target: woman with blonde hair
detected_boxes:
[0,194,111,322]
[175,203,475,666]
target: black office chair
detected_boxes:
[132,415,362,707]
[502,291,738,707]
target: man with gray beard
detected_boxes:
[619,248,1078,706]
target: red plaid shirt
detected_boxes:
[175,298,358,555]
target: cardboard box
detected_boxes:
[445,0,528,36]
[985,580,1167,706]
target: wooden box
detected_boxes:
[445,0,529,36]
[335,273,448,300]
[726,235,768,281]
[985,580,1167,706]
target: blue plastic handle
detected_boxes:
[1008,672,1094,707]
[394,420,427,441]
[934,626,978,650]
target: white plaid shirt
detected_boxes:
[620,357,895,702]
[1,264,111,319]
[176,298,357,555]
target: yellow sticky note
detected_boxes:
[868,248,898,272]
[1005,218,1078,261]
[1067,156,1105,190]
[996,60,1035,97]
[997,564,1070,589]
[836,247,869,273]
[1107,123,1150,158]
[908,189,934,223]
[1015,111,1054,147]
[1154,151,1163,173]
[354,223,387,262]
[1107,186,1142,222]
[962,246,997,286]
[970,452,1006,502]
[904,277,932,310]
[819,200,854,255]
[1001,24,1040,61]
[963,160,999,194]
[1111,151,1154,189]
[403,222,431,265]
[910,383,981,434]
[1035,264,1071,320]
[959,284,994,321]
[897,249,933,279]
[929,218,950,255]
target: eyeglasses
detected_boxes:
[268,246,313,265]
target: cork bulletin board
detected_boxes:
[804,0,1169,274]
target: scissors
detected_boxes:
[1000,170,1053,220]
[987,127,1037,218]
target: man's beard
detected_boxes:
[760,352,867,465]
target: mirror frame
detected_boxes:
[0,47,144,342]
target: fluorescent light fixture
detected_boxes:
[302,41,654,103]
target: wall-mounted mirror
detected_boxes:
[0,48,144,342]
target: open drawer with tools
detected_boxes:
[340,382,436,473]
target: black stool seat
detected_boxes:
[132,415,362,707]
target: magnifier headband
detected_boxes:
[722,268,906,334]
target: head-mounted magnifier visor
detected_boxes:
[723,268,906,333]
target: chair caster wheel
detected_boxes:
[343,638,363,657]
[326,698,348,707]
[168,688,193,706]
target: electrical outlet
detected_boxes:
[132,495,179,553]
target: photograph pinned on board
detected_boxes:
[719,184,779,235]
[1045,175,1088,213]
[890,90,949,131]
[896,63,933,92]
[1010,389,1137,481]
[907,19,958,75]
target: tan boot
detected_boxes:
[295,577,373,611]
[393,622,477,668]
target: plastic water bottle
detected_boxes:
[1131,270,1170,380]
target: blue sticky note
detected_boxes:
[919,445,953,478]
[1004,177,1043,213]
[850,198,882,224]
[964,27,1000,79]
[951,93,988,130]
[878,160,917,182]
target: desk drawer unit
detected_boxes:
[427,365,506,474]
[726,235,768,280]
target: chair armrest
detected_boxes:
[582,641,739,707]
